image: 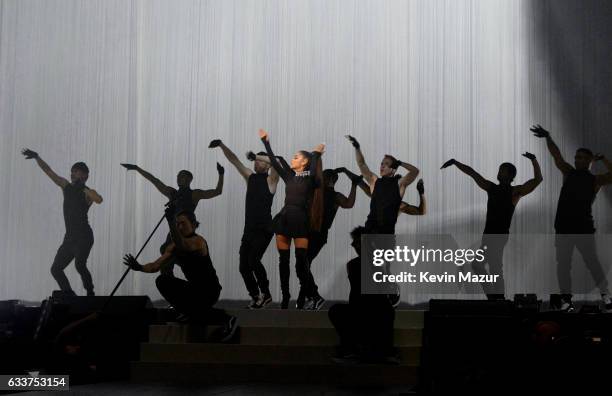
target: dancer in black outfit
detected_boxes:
[346,135,419,307]
[328,226,397,364]
[441,152,542,299]
[120,162,224,275]
[295,167,362,310]
[22,149,103,296]
[123,209,237,341]
[346,135,420,235]
[532,125,612,312]
[358,177,426,217]
[258,129,325,309]
[209,139,280,309]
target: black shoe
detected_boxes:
[246,297,260,309]
[309,296,325,311]
[560,300,575,313]
[296,293,306,310]
[220,316,238,343]
[281,294,290,309]
[259,293,273,309]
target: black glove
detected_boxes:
[345,135,360,149]
[391,158,402,169]
[350,173,363,185]
[522,152,536,161]
[440,159,456,169]
[21,148,38,159]
[530,124,550,138]
[246,151,257,161]
[208,139,222,148]
[123,254,144,271]
[416,179,424,195]
[120,163,138,170]
[217,162,225,174]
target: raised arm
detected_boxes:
[399,179,426,215]
[246,151,280,193]
[397,160,420,197]
[192,163,224,201]
[345,135,377,188]
[514,153,543,198]
[21,149,69,188]
[84,187,103,204]
[259,129,290,182]
[333,167,361,208]
[121,163,175,198]
[209,139,252,181]
[595,154,612,189]
[357,178,372,197]
[531,125,573,174]
[441,159,494,191]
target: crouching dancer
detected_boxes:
[123,209,237,342]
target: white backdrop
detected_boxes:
[1,0,612,302]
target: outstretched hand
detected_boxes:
[530,124,550,138]
[21,148,38,159]
[258,129,269,142]
[416,179,425,195]
[208,139,222,148]
[246,151,257,161]
[123,254,143,271]
[440,159,457,169]
[121,163,138,171]
[345,135,360,149]
[314,143,325,154]
[522,152,536,161]
[217,162,225,174]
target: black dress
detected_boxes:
[262,138,321,238]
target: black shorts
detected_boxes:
[272,206,309,238]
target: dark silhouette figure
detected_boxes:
[328,226,397,364]
[441,151,542,300]
[22,149,103,296]
[296,167,362,310]
[120,161,224,276]
[210,139,281,309]
[532,124,612,311]
[123,209,237,341]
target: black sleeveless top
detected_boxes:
[555,169,597,233]
[172,187,197,215]
[483,184,516,234]
[319,187,340,236]
[63,183,91,235]
[174,244,221,290]
[365,176,402,234]
[245,173,274,227]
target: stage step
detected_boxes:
[148,324,422,346]
[131,361,418,386]
[221,308,424,328]
[139,343,421,365]
[131,308,423,385]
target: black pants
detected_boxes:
[472,234,508,300]
[555,234,609,300]
[239,226,273,298]
[155,274,229,324]
[51,231,94,294]
[328,300,395,357]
